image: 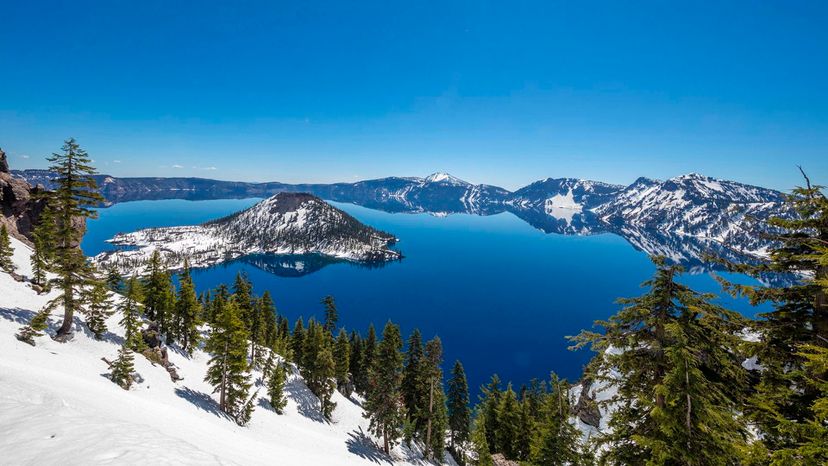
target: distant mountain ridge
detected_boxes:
[14,169,790,268]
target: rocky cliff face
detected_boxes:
[0,148,47,244]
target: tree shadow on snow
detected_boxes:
[0,306,37,326]
[174,387,231,421]
[284,375,328,424]
[346,427,394,465]
[76,317,125,346]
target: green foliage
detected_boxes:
[349,331,366,393]
[495,384,521,459]
[291,317,305,364]
[83,276,113,339]
[105,264,122,292]
[529,374,581,466]
[471,415,493,466]
[204,298,252,422]
[718,174,828,457]
[315,345,337,419]
[402,328,426,432]
[334,328,351,394]
[142,251,176,344]
[16,301,53,345]
[447,360,471,451]
[322,295,338,335]
[110,344,135,390]
[364,321,405,454]
[479,374,502,453]
[120,275,146,352]
[46,138,104,338]
[0,224,15,273]
[266,357,288,414]
[421,336,448,461]
[30,203,57,288]
[571,257,749,465]
[175,262,201,354]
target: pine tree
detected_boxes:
[47,138,104,339]
[479,374,502,453]
[105,264,122,292]
[204,298,252,421]
[718,172,828,457]
[447,360,471,452]
[292,317,305,364]
[402,328,426,433]
[471,415,494,466]
[16,302,53,345]
[0,224,15,274]
[110,344,135,390]
[530,374,581,466]
[30,206,55,288]
[422,336,448,461]
[260,291,278,349]
[349,331,365,393]
[233,272,255,330]
[495,384,521,459]
[364,321,405,454]
[142,251,176,342]
[515,388,534,461]
[267,359,288,414]
[175,262,201,354]
[83,277,113,339]
[120,275,146,352]
[315,345,337,420]
[334,328,351,395]
[322,295,338,335]
[571,257,749,465]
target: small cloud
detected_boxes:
[112,160,121,163]
[202,166,217,171]
[172,164,184,169]
[20,154,30,159]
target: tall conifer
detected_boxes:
[364,321,405,454]
[0,224,15,273]
[447,360,471,452]
[204,298,252,421]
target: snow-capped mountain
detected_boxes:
[14,168,791,266]
[94,192,401,273]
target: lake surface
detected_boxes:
[83,198,768,397]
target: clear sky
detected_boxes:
[1,1,826,190]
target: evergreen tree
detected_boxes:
[142,251,176,343]
[334,328,351,395]
[364,321,405,454]
[471,415,494,466]
[16,302,53,345]
[233,272,255,330]
[267,359,288,414]
[110,344,135,390]
[421,336,448,461]
[277,315,290,341]
[447,360,471,452]
[175,262,201,354]
[46,138,104,338]
[105,264,122,292]
[0,224,15,274]
[83,277,113,340]
[204,298,252,422]
[402,328,426,432]
[362,323,377,387]
[30,206,56,288]
[718,172,828,456]
[120,275,145,352]
[260,291,278,349]
[322,295,338,335]
[479,374,502,453]
[292,316,305,364]
[349,331,365,393]
[571,257,749,465]
[530,374,581,466]
[495,384,521,459]
[315,345,337,420]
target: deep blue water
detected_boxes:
[83,199,768,397]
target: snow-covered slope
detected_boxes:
[94,192,401,274]
[0,237,449,465]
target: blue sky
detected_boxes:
[1,1,826,190]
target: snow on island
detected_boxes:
[94,192,401,274]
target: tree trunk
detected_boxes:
[55,286,74,337]
[426,377,434,459]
